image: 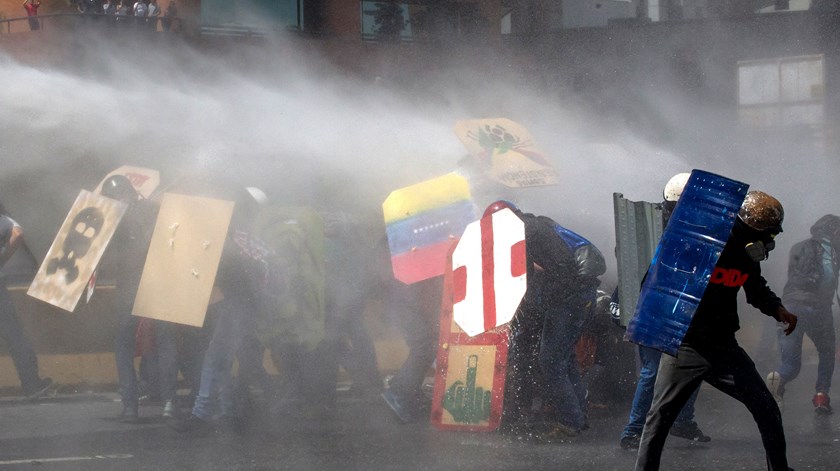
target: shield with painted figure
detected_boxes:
[431,207,526,432]
[454,118,558,188]
[28,190,127,312]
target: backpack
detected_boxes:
[250,207,326,352]
[552,223,607,279]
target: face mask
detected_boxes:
[744,234,776,262]
[745,241,770,262]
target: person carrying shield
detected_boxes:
[100,175,178,422]
[635,191,798,471]
[493,200,605,440]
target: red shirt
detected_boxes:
[24,2,40,16]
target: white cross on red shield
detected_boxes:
[451,208,527,337]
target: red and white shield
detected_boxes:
[452,208,526,337]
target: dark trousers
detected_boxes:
[0,281,42,394]
[388,277,441,410]
[636,341,788,471]
[115,299,178,407]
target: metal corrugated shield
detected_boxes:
[612,193,663,327]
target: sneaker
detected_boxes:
[25,377,53,400]
[813,393,833,415]
[162,400,175,418]
[119,404,139,424]
[670,422,711,442]
[539,423,580,443]
[168,414,216,434]
[620,433,641,450]
[766,371,785,412]
[381,389,418,423]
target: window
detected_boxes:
[737,55,825,128]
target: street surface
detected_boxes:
[0,366,837,470]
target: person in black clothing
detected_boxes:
[100,175,178,422]
[767,214,840,415]
[635,191,798,471]
[495,200,602,439]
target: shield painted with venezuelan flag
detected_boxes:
[383,173,476,285]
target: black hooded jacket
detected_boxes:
[781,215,840,309]
[683,231,783,345]
[518,211,592,306]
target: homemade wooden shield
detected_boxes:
[383,173,475,284]
[28,190,127,312]
[132,193,234,327]
[94,166,161,199]
[452,208,526,337]
[454,118,558,188]
[432,243,509,432]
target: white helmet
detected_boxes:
[663,173,690,202]
[245,186,268,205]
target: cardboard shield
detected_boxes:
[132,193,234,327]
[28,190,127,312]
[454,118,558,188]
[626,170,749,355]
[432,242,509,432]
[383,173,476,284]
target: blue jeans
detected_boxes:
[192,295,257,420]
[114,299,177,408]
[538,300,588,429]
[777,302,836,393]
[622,345,699,438]
[0,279,43,394]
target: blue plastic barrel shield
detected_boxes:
[626,170,749,356]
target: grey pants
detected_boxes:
[635,341,788,471]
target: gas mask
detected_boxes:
[744,233,777,262]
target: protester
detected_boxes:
[171,187,271,434]
[495,200,604,440]
[0,202,52,399]
[635,190,797,471]
[767,214,840,415]
[380,273,442,423]
[619,173,710,450]
[99,175,178,422]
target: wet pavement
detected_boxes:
[0,366,838,471]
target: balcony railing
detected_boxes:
[0,12,181,35]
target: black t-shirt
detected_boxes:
[100,200,157,302]
[683,235,782,345]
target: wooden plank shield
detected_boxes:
[432,243,509,432]
[132,193,234,327]
[28,190,127,312]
